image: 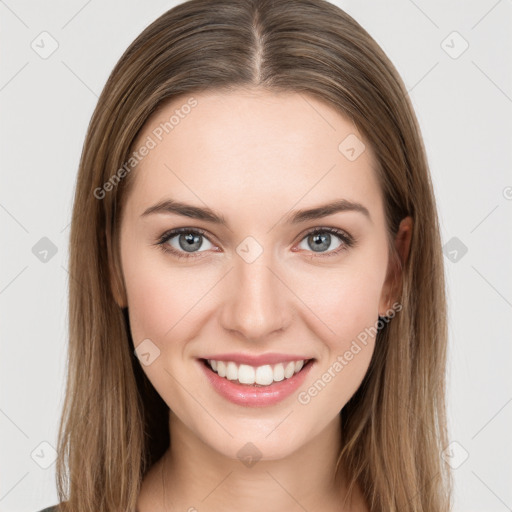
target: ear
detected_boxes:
[378,216,413,315]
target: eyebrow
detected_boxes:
[141,198,371,225]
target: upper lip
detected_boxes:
[200,353,314,367]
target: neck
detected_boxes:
[138,410,363,512]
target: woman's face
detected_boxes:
[117,88,402,460]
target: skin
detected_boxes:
[114,87,412,512]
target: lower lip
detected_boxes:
[198,358,315,407]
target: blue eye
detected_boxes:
[296,227,354,256]
[155,227,214,259]
[155,226,354,260]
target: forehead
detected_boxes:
[125,88,383,225]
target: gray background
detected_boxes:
[1,1,511,511]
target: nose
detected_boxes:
[219,251,292,341]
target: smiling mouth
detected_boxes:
[200,357,315,387]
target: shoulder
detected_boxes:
[35,505,60,512]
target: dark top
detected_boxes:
[36,506,58,512]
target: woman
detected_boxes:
[37,0,452,510]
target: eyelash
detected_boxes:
[154,226,355,260]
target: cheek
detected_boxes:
[292,261,385,342]
[296,272,382,409]
[288,253,386,396]
[124,258,200,345]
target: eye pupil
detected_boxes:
[309,232,330,252]
[179,232,202,252]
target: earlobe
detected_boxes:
[378,216,413,316]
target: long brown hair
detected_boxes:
[56,0,452,510]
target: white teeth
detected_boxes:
[284,361,295,379]
[238,364,256,384]
[273,363,285,382]
[226,361,238,380]
[217,361,226,377]
[255,365,274,385]
[206,359,309,386]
